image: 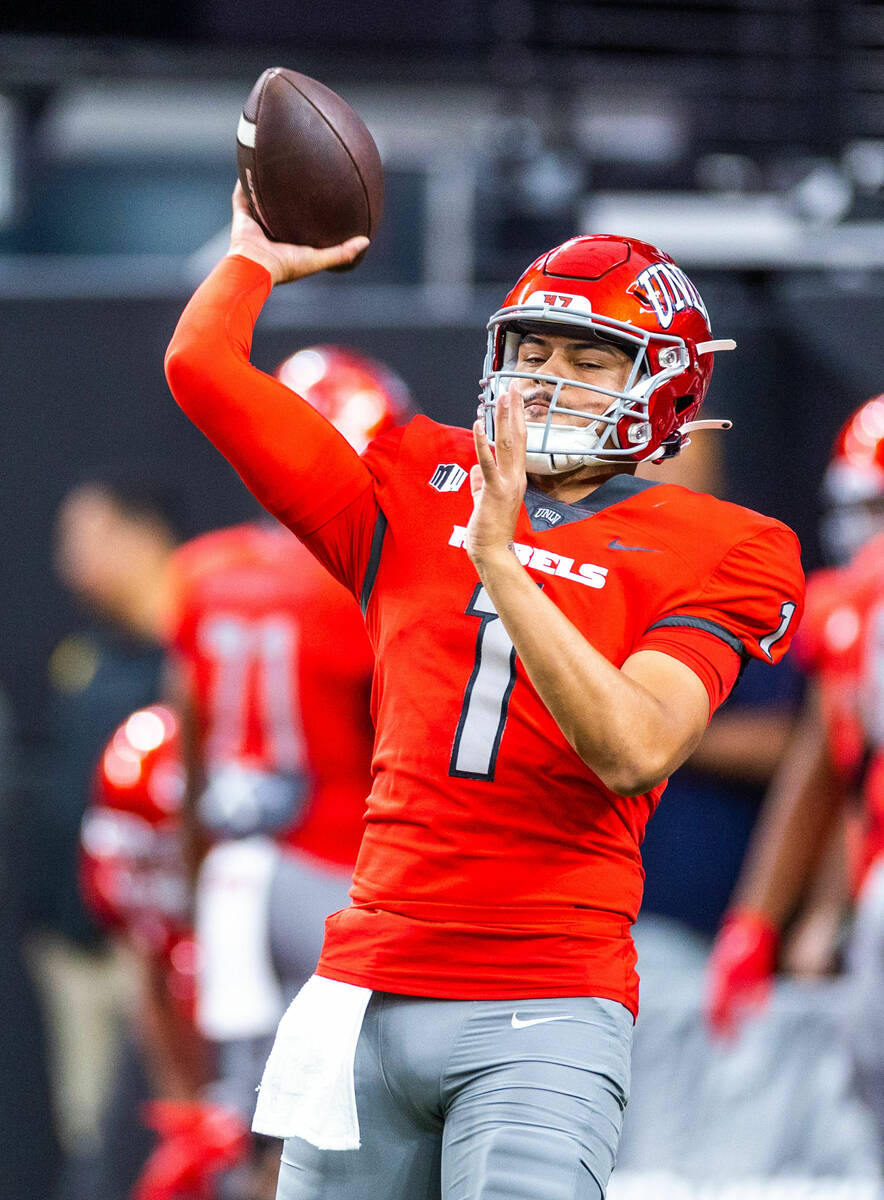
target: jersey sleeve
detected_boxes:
[288,422,409,601]
[635,625,742,717]
[637,522,805,715]
[164,255,377,554]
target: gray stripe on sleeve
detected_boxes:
[360,511,388,615]
[645,614,746,658]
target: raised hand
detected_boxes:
[466,384,527,571]
[228,183,369,286]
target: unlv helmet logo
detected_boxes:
[628,263,710,331]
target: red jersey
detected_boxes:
[793,533,884,890]
[165,256,805,1015]
[168,522,374,867]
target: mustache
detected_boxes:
[520,387,554,407]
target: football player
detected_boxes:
[82,705,249,1200]
[163,184,804,1200]
[164,348,410,1188]
[705,395,884,1148]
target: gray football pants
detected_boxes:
[276,992,633,1200]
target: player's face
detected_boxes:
[54,487,124,604]
[514,332,634,425]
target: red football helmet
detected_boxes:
[481,236,735,472]
[821,394,884,563]
[275,345,416,454]
[81,706,189,955]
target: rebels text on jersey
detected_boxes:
[165,256,804,1014]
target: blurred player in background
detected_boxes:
[160,347,412,1198]
[43,475,183,945]
[81,705,243,1200]
[705,394,884,1158]
[27,474,183,1182]
[163,186,804,1200]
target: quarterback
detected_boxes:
[164,184,804,1200]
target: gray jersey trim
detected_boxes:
[360,510,388,615]
[646,614,746,659]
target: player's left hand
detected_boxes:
[466,385,527,570]
[704,907,779,1040]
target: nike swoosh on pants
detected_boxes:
[510,1013,573,1029]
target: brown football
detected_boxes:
[236,68,383,265]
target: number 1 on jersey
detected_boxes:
[450,585,517,780]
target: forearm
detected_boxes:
[474,549,703,794]
[162,661,207,884]
[733,687,843,926]
[138,956,208,1098]
[165,255,370,531]
[689,708,795,784]
[779,813,848,977]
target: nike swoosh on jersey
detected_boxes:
[510,1013,573,1029]
[607,538,662,553]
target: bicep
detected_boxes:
[621,648,711,766]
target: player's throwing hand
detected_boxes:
[228,183,369,287]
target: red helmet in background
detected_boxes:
[275,345,417,454]
[821,395,884,564]
[81,706,189,957]
[481,235,735,472]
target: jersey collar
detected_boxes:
[525,474,661,532]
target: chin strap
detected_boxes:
[696,339,737,355]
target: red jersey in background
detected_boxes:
[794,532,884,892]
[168,521,375,867]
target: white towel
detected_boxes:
[252,974,372,1149]
[195,836,285,1041]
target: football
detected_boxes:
[236,67,383,263]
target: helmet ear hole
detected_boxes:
[674,395,694,415]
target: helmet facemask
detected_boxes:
[481,304,694,474]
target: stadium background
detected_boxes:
[2,2,884,1198]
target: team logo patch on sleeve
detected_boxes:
[429,464,468,493]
